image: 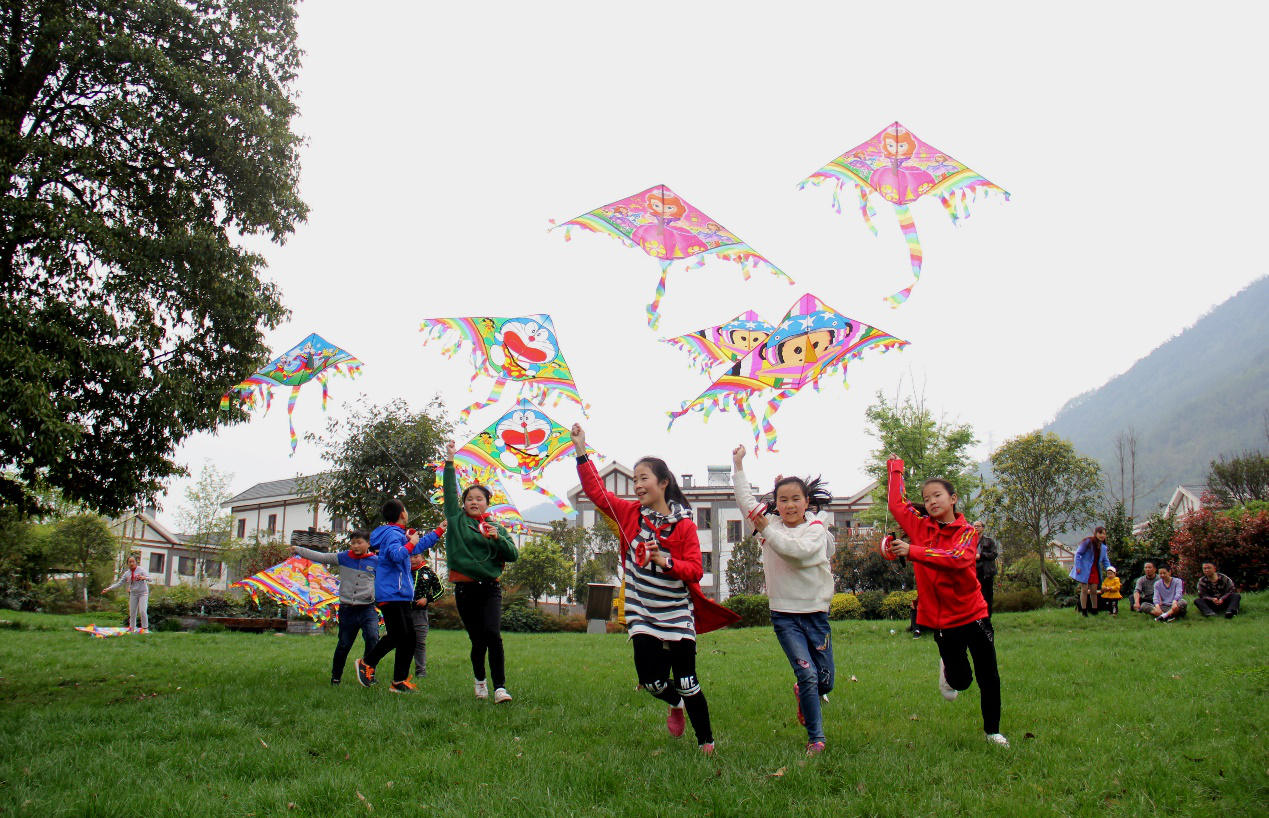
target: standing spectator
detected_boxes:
[1070,527,1111,617]
[102,555,152,632]
[1131,563,1159,613]
[1194,563,1240,619]
[1151,565,1187,622]
[973,521,999,616]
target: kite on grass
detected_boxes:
[429,464,530,534]
[799,122,1008,307]
[232,556,340,624]
[662,310,774,377]
[551,184,794,328]
[668,293,908,452]
[220,333,363,454]
[451,399,595,515]
[419,314,586,419]
[74,625,143,638]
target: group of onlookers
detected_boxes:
[1070,527,1242,622]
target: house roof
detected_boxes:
[111,509,184,547]
[226,475,317,506]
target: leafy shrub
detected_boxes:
[542,612,588,633]
[426,595,463,630]
[881,590,919,620]
[155,618,182,632]
[994,588,1047,613]
[857,590,885,620]
[195,622,227,634]
[829,593,863,620]
[1002,556,1075,596]
[501,604,547,633]
[722,594,770,628]
[1171,505,1269,591]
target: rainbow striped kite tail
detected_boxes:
[761,389,797,452]
[886,204,922,307]
[858,187,878,236]
[287,384,301,454]
[460,375,507,421]
[646,261,672,329]
[733,399,762,454]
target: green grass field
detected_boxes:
[1,601,1266,817]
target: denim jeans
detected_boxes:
[770,611,835,743]
[333,603,380,681]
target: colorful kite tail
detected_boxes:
[885,204,922,308]
[320,374,330,410]
[857,186,878,236]
[646,261,672,329]
[460,375,508,421]
[522,477,575,516]
[287,384,301,454]
[761,389,798,452]
[736,399,764,454]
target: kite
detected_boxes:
[419,314,586,419]
[668,293,909,451]
[451,398,594,514]
[74,625,144,638]
[551,184,794,328]
[231,556,340,624]
[799,122,1008,307]
[429,464,530,534]
[662,310,774,376]
[220,333,363,453]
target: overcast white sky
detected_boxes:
[154,2,1266,527]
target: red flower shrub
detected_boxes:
[1171,506,1269,591]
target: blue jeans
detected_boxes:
[333,603,380,681]
[770,611,835,743]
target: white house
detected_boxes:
[1165,484,1209,519]
[565,462,876,601]
[109,508,231,590]
[225,476,340,544]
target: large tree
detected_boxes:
[53,512,115,609]
[298,397,452,533]
[859,387,981,527]
[0,1,306,515]
[982,432,1103,593]
[502,536,571,607]
[725,535,764,596]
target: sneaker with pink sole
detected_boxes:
[806,741,827,756]
[666,706,686,737]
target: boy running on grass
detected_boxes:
[292,530,378,686]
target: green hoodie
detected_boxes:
[443,462,519,581]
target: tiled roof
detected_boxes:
[227,475,317,505]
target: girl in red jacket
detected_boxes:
[570,424,739,755]
[885,457,1008,748]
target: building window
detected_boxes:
[236,519,246,538]
[203,560,222,580]
[149,553,165,574]
[702,552,713,572]
[332,517,346,534]
[834,512,851,529]
[178,557,194,576]
[726,520,742,543]
[697,507,712,530]
[267,514,277,535]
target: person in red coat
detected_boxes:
[571,424,739,756]
[885,457,1008,748]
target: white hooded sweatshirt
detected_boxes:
[733,469,836,614]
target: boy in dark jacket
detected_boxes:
[356,500,444,693]
[293,530,379,685]
[410,551,445,678]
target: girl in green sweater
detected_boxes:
[444,441,520,702]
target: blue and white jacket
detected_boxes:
[293,546,378,606]
[370,524,441,604]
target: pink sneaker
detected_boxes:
[700,742,715,756]
[807,741,827,756]
[667,706,686,737]
[794,683,806,726]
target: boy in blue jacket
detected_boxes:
[357,499,444,693]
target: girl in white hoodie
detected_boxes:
[731,446,837,756]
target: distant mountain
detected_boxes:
[522,502,566,524]
[1042,276,1269,515]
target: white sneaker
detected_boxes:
[986,733,1010,748]
[938,660,958,701]
[494,687,512,703]
[821,694,830,704]
[474,679,488,699]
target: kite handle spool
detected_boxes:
[633,542,648,568]
[478,514,497,539]
[880,532,899,561]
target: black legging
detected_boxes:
[364,601,416,684]
[932,617,1002,734]
[455,581,506,688]
[631,634,713,745]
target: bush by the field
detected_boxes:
[995,588,1048,613]
[723,594,770,628]
[829,593,863,620]
[881,590,918,620]
[856,590,885,619]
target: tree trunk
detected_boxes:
[1038,542,1049,595]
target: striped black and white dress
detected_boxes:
[624,505,696,642]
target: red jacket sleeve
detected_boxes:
[887,458,935,544]
[577,457,639,543]
[909,525,980,572]
[661,520,704,584]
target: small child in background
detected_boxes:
[1101,568,1122,616]
[410,551,445,679]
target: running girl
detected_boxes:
[731,445,836,756]
[570,424,738,755]
[885,457,1008,748]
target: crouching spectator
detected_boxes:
[1194,562,1240,620]
[1151,565,1187,623]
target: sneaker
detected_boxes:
[938,660,958,702]
[700,742,715,757]
[667,705,686,737]
[355,659,376,687]
[331,678,341,686]
[821,694,830,705]
[1226,612,1236,620]
[986,733,1010,748]
[913,630,922,639]
[389,679,419,693]
[806,741,827,756]
[474,679,488,699]
[794,683,806,726]
[1155,615,1167,622]
[494,687,512,703]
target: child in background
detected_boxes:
[885,457,1008,748]
[571,424,739,756]
[1101,568,1122,616]
[731,445,836,756]
[410,550,445,679]
[102,555,152,632]
[293,530,379,685]
[356,501,444,693]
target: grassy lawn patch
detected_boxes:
[1,601,1266,817]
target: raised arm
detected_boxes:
[443,446,460,518]
[887,458,935,542]
[571,424,638,523]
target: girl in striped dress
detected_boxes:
[570,424,739,755]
